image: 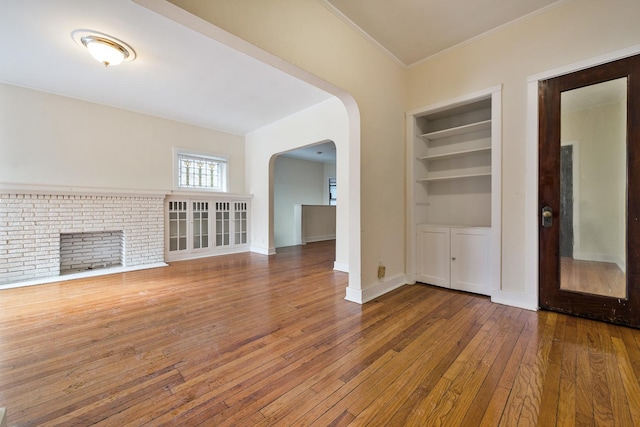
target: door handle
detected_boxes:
[542,206,553,228]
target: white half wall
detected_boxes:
[301,205,336,243]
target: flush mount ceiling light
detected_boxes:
[72,30,136,67]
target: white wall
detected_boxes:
[167,0,404,300]
[0,83,246,193]
[273,155,325,248]
[22,0,634,306]
[166,0,640,306]
[406,0,640,308]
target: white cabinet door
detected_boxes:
[451,228,490,295]
[416,225,450,288]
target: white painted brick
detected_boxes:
[0,193,164,283]
[2,261,24,268]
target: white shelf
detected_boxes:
[408,88,500,299]
[418,147,491,162]
[420,119,491,141]
[417,172,491,183]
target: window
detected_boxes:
[329,177,337,206]
[177,152,227,191]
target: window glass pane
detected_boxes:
[168,200,187,252]
[329,177,337,206]
[178,153,227,191]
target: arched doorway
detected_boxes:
[273,140,338,259]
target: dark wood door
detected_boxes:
[539,54,640,328]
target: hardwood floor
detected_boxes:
[1,240,640,426]
[560,257,626,298]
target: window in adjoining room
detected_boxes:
[329,177,337,206]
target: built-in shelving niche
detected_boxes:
[406,87,502,297]
[413,97,493,227]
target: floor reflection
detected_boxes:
[560,257,625,298]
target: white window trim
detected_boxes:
[173,147,229,192]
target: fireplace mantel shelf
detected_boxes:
[0,183,168,198]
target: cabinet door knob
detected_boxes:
[451,257,456,261]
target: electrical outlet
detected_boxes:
[377,265,386,279]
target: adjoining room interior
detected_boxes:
[1,0,640,425]
[274,141,337,250]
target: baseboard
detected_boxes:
[165,246,250,262]
[344,274,408,304]
[250,246,276,256]
[303,234,336,244]
[0,262,169,290]
[574,251,626,273]
[618,259,626,274]
[343,274,539,311]
[574,251,619,264]
[491,294,538,311]
[333,261,349,273]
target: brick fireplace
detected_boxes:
[60,230,124,274]
[0,192,165,286]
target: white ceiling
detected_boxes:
[281,141,337,163]
[0,0,333,136]
[562,77,627,112]
[1,0,567,159]
[321,0,564,67]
